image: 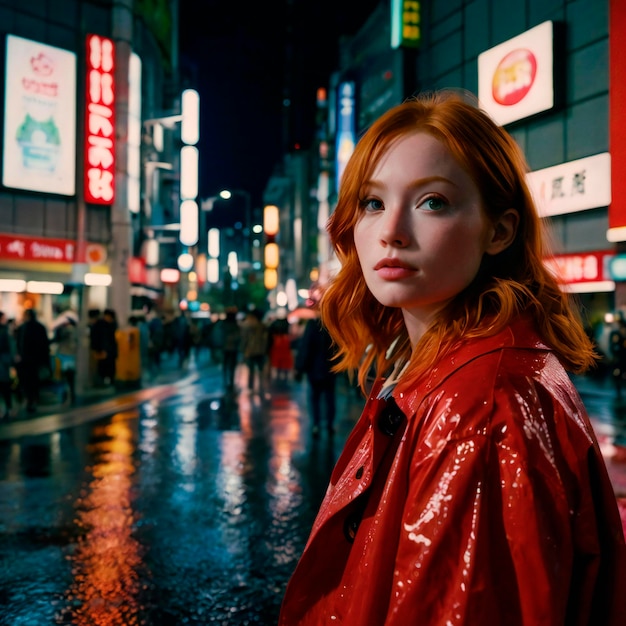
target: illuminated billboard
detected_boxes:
[84,34,116,205]
[335,81,356,194]
[391,0,421,49]
[2,34,77,195]
[478,21,554,126]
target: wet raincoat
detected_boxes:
[279,316,626,625]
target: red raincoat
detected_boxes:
[279,316,626,625]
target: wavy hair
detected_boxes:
[319,90,597,392]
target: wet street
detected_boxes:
[0,363,362,625]
[0,363,625,625]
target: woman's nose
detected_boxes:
[379,207,410,247]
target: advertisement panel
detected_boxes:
[0,233,106,264]
[527,153,611,218]
[545,250,615,293]
[84,34,116,205]
[390,0,421,49]
[335,81,356,194]
[609,0,626,238]
[2,35,77,195]
[478,21,554,126]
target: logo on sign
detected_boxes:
[31,52,54,77]
[492,48,537,106]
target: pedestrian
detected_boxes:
[240,308,267,393]
[173,311,192,368]
[209,313,225,364]
[0,311,16,418]
[188,317,203,364]
[6,319,20,407]
[609,314,626,396]
[268,310,294,383]
[90,308,118,386]
[51,315,78,404]
[294,307,337,436]
[201,316,215,363]
[14,308,50,413]
[128,314,150,381]
[146,307,164,374]
[216,307,241,391]
[87,308,101,386]
[279,91,626,625]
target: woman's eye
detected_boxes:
[363,198,384,211]
[420,196,446,212]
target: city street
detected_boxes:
[0,358,363,625]
[0,359,625,625]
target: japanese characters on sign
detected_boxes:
[84,34,115,205]
[391,0,421,49]
[527,153,611,218]
[0,233,106,264]
[545,250,615,292]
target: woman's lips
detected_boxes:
[373,259,416,280]
[375,266,416,280]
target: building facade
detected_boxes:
[0,0,182,334]
[267,0,617,351]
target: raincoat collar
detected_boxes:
[392,314,550,417]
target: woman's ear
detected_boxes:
[485,209,519,256]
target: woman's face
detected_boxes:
[354,132,501,342]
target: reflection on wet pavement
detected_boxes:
[0,366,362,624]
[3,365,626,623]
[57,413,145,625]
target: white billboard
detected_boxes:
[2,35,77,195]
[527,153,611,217]
[478,21,554,126]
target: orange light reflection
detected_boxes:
[60,411,146,626]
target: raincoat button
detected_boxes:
[355,466,364,479]
[378,398,405,436]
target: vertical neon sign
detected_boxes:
[84,34,115,205]
[335,81,356,194]
[391,0,421,49]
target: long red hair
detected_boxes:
[319,90,597,392]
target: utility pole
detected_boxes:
[110,0,133,328]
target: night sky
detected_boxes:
[178,0,380,216]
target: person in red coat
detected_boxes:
[279,91,626,625]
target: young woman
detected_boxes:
[279,91,626,625]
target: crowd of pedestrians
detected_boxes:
[0,307,90,418]
[208,303,338,437]
[0,300,340,435]
[0,306,129,418]
[0,308,52,417]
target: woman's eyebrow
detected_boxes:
[364,175,456,190]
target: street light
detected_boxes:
[141,89,199,311]
[201,189,253,276]
[218,189,252,264]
